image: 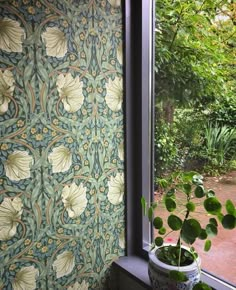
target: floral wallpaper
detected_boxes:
[0,0,124,289]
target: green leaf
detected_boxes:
[165,197,176,212]
[206,190,215,198]
[168,215,182,231]
[195,185,205,198]
[225,200,235,215]
[198,229,207,240]
[204,197,222,215]
[155,237,164,247]
[222,214,236,229]
[158,227,166,235]
[169,270,188,282]
[204,240,211,252]
[141,196,146,215]
[193,281,212,290]
[166,188,176,197]
[192,174,203,185]
[186,202,195,212]
[148,207,153,222]
[183,183,191,195]
[153,217,163,229]
[206,224,218,237]
[209,218,218,227]
[181,219,201,244]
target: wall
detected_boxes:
[0,0,124,289]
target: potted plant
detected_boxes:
[142,171,236,290]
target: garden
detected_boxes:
[154,0,236,286]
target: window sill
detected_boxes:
[112,256,235,290]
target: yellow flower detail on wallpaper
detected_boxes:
[53,250,75,279]
[0,197,23,241]
[68,281,89,290]
[57,73,84,113]
[42,27,67,57]
[108,0,121,7]
[105,77,123,111]
[48,145,72,173]
[0,70,15,115]
[4,150,34,181]
[62,182,87,218]
[107,172,124,205]
[0,18,25,53]
[12,266,39,290]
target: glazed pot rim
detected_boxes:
[149,243,201,273]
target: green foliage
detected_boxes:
[201,123,236,173]
[142,171,236,283]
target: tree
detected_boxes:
[155,0,236,123]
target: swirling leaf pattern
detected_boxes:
[0,1,124,289]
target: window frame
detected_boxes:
[124,0,154,258]
[124,0,235,289]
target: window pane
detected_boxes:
[154,0,236,287]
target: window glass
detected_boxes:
[154,0,236,286]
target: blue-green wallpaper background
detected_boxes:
[0,0,124,289]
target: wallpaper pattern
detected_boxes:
[0,0,124,289]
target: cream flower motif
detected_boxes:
[0,18,25,53]
[57,73,84,113]
[108,0,121,7]
[42,27,67,57]
[4,150,34,181]
[12,266,38,290]
[53,250,75,279]
[0,197,23,241]
[107,173,124,205]
[48,145,72,173]
[62,182,87,218]
[68,281,89,290]
[105,77,123,111]
[0,70,15,114]
[118,142,124,161]
[117,43,123,65]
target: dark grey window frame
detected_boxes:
[124,0,154,258]
[122,0,235,289]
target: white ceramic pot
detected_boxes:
[148,245,201,290]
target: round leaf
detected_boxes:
[204,197,222,215]
[165,197,176,212]
[169,270,188,282]
[204,240,211,252]
[158,227,166,235]
[181,219,201,243]
[209,218,218,227]
[194,185,205,198]
[206,224,218,237]
[183,183,191,195]
[226,200,235,215]
[222,214,236,230]
[206,190,215,198]
[192,174,203,185]
[198,229,207,240]
[186,202,195,212]
[168,215,183,231]
[155,237,164,247]
[153,217,163,229]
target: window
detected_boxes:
[153,0,236,288]
[125,0,235,289]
